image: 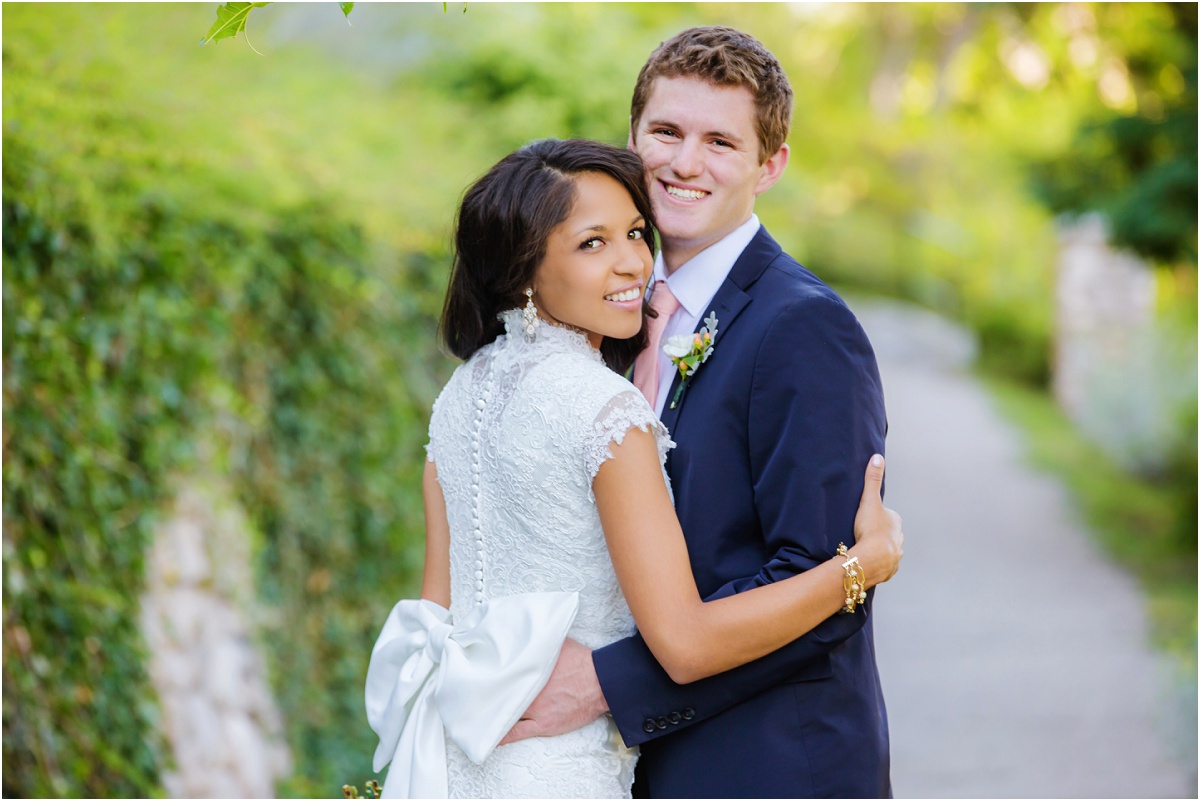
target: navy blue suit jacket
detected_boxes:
[592,226,890,798]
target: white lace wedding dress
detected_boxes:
[367,309,673,799]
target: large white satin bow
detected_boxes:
[365,592,579,798]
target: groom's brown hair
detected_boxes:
[630,26,793,164]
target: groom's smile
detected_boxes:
[661,181,710,202]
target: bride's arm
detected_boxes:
[419,460,451,609]
[594,428,899,685]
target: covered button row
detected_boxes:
[472,390,488,602]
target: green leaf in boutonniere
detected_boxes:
[663,311,718,409]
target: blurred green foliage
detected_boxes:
[3,5,442,796]
[2,2,1195,796]
[1031,4,1197,264]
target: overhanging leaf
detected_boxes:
[339,2,354,20]
[199,2,270,46]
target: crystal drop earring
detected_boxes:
[522,287,539,340]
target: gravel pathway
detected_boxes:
[850,298,1196,798]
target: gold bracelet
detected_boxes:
[836,543,867,613]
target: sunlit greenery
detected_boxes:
[3,3,1195,796]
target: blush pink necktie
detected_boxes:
[633,280,682,409]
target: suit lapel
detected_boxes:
[659,226,782,432]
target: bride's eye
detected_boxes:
[628,228,646,241]
[580,237,604,250]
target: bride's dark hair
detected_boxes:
[440,138,658,375]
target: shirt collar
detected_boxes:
[652,214,761,318]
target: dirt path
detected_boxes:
[851,298,1195,798]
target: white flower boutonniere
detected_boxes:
[662,311,718,409]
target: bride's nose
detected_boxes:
[615,242,649,279]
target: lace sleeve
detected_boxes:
[425,375,452,465]
[425,398,440,464]
[583,389,674,489]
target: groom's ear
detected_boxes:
[753,143,789,196]
[627,124,635,153]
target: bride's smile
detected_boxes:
[603,284,643,306]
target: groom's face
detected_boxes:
[630,76,788,268]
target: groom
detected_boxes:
[506,27,891,797]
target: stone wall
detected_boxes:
[1054,214,1156,421]
[1051,214,1194,471]
[140,478,292,798]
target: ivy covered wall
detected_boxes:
[2,7,444,795]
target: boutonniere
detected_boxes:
[662,311,718,409]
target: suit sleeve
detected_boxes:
[592,292,887,747]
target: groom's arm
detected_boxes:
[593,291,887,747]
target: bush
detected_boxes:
[971,301,1053,388]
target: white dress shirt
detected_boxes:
[648,214,761,417]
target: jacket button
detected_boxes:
[668,711,681,724]
[655,717,668,729]
[681,707,695,720]
[643,719,656,733]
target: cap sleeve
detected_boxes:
[582,389,674,493]
[425,368,459,465]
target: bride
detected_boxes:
[365,139,903,799]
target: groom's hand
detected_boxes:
[499,637,609,745]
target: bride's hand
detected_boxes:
[848,454,903,587]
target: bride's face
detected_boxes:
[533,172,653,348]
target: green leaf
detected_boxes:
[338,2,353,21]
[199,2,270,46]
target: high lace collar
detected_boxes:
[497,308,603,364]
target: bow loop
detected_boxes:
[365,593,579,798]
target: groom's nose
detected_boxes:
[670,137,704,178]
